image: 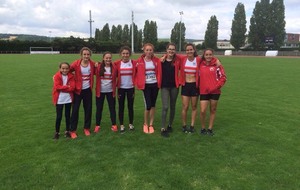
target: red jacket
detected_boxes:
[52,71,75,105]
[179,55,201,87]
[70,59,95,95]
[114,59,137,88]
[135,54,162,90]
[95,63,117,97]
[199,57,227,94]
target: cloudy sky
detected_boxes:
[0,0,299,40]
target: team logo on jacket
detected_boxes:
[210,67,215,71]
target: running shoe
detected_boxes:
[120,125,125,133]
[129,124,135,131]
[167,125,173,132]
[53,132,60,139]
[143,124,149,133]
[70,131,77,139]
[84,129,91,136]
[182,125,188,133]
[94,126,100,133]
[64,131,71,138]
[189,126,195,133]
[148,125,154,134]
[111,125,118,132]
[200,128,207,135]
[161,129,169,138]
[207,129,214,136]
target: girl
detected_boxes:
[114,46,137,133]
[160,43,181,137]
[179,43,201,133]
[69,47,95,139]
[136,43,162,134]
[199,48,226,136]
[94,52,117,133]
[52,62,75,139]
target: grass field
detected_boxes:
[0,54,299,190]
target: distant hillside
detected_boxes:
[0,33,49,41]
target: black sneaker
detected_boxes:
[53,132,60,139]
[182,125,188,133]
[207,129,214,136]
[64,131,71,138]
[167,125,173,133]
[161,129,169,138]
[189,126,195,133]
[200,129,207,135]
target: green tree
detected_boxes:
[111,25,118,42]
[122,24,130,44]
[94,28,101,41]
[170,22,186,51]
[143,20,158,46]
[204,15,219,49]
[248,0,285,50]
[270,0,286,49]
[230,3,247,50]
[101,23,111,41]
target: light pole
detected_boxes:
[179,11,183,52]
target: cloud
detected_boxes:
[0,0,299,39]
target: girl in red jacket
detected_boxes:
[199,48,227,136]
[136,43,162,134]
[114,46,137,133]
[94,52,117,133]
[52,62,75,139]
[69,47,95,139]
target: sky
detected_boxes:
[0,0,299,40]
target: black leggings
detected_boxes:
[118,88,135,125]
[96,92,116,126]
[71,89,92,131]
[55,103,72,133]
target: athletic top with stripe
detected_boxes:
[120,60,134,89]
[81,64,91,90]
[100,66,113,93]
[184,58,197,76]
[145,60,157,84]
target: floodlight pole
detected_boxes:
[179,11,183,52]
[131,11,135,53]
[88,10,94,38]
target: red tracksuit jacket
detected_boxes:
[95,63,117,98]
[199,58,227,94]
[52,71,75,105]
[70,59,95,95]
[135,54,162,90]
[114,59,137,89]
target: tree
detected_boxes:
[230,3,247,50]
[204,15,219,49]
[101,23,110,41]
[111,25,118,42]
[143,20,158,46]
[170,22,186,51]
[270,0,286,49]
[122,24,130,44]
[248,0,271,49]
[248,0,285,50]
[94,28,101,41]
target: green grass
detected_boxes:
[0,54,299,190]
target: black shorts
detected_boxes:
[200,94,220,101]
[181,82,199,97]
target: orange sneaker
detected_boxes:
[149,125,154,134]
[70,131,77,139]
[94,126,100,133]
[84,129,91,136]
[143,124,149,133]
[111,125,118,132]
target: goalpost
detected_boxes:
[29,47,60,54]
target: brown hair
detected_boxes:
[99,51,113,76]
[185,43,198,57]
[59,62,70,68]
[119,46,132,56]
[79,47,92,56]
